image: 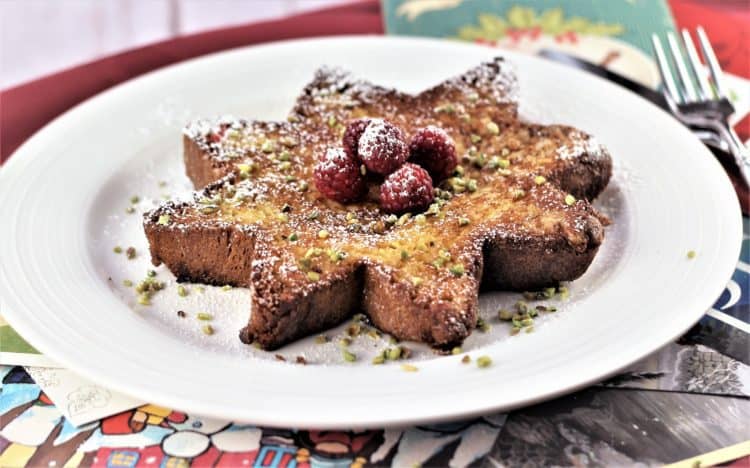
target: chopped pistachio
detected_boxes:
[396,213,412,226]
[202,324,214,336]
[486,121,500,135]
[477,317,491,332]
[278,150,292,161]
[472,153,487,168]
[298,180,309,192]
[476,356,492,368]
[411,277,423,287]
[284,175,296,183]
[113,246,123,254]
[461,355,471,364]
[288,233,299,242]
[277,213,289,222]
[339,337,352,348]
[449,264,465,276]
[543,287,556,298]
[122,279,133,287]
[454,166,465,177]
[318,229,329,239]
[342,349,357,362]
[498,158,510,169]
[260,140,275,153]
[177,285,188,297]
[125,206,135,214]
[328,249,346,262]
[426,203,440,216]
[384,214,398,225]
[401,250,410,261]
[372,355,385,365]
[130,195,140,204]
[400,364,418,372]
[137,294,151,306]
[314,335,328,344]
[305,247,323,259]
[434,103,455,113]
[558,285,570,300]
[196,312,213,321]
[347,323,362,337]
[327,115,337,127]
[511,188,526,200]
[521,318,534,327]
[458,217,470,227]
[534,175,547,185]
[470,134,482,144]
[306,271,320,281]
[157,214,170,225]
[510,327,521,335]
[126,247,136,259]
[467,179,478,192]
[498,309,513,321]
[415,214,427,225]
[307,210,320,220]
[565,194,576,206]
[278,161,292,171]
[451,347,462,355]
[237,163,254,177]
[221,285,232,291]
[516,301,528,313]
[147,270,156,278]
[687,250,696,259]
[387,347,402,360]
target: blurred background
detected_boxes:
[0,0,351,88]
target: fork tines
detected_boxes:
[651,27,727,104]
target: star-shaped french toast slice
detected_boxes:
[144,58,611,349]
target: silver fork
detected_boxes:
[651,27,750,187]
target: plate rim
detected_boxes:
[0,35,742,428]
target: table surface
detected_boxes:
[0,1,748,467]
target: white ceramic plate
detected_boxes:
[0,37,742,429]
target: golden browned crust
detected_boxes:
[144,58,612,350]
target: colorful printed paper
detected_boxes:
[23,367,144,427]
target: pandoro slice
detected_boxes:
[144,58,612,349]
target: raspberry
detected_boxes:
[314,147,366,203]
[380,163,435,214]
[342,118,370,158]
[207,123,231,143]
[358,119,409,175]
[408,126,457,181]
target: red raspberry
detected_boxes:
[207,123,230,143]
[408,126,457,181]
[380,163,435,214]
[342,118,370,158]
[358,119,409,175]
[314,147,366,203]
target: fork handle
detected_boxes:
[720,125,750,189]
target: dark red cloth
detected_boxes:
[0,0,382,163]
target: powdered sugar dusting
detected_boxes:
[557,133,609,161]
